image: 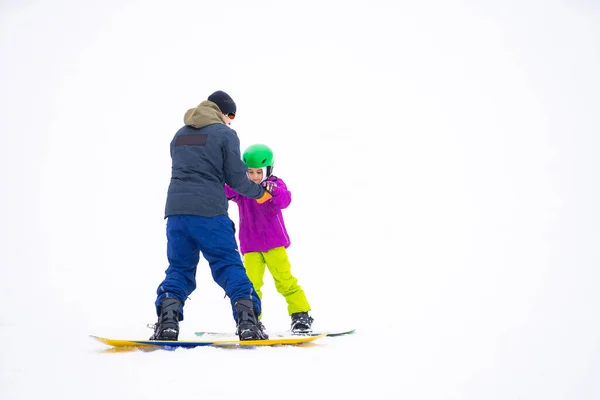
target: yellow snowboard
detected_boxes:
[91,333,326,350]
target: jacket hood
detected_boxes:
[183,100,225,129]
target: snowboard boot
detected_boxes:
[291,312,314,334]
[258,320,267,337]
[150,297,182,341]
[235,319,267,336]
[235,298,269,341]
[235,319,267,335]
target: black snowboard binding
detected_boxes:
[235,298,269,340]
[150,297,182,341]
[291,312,314,334]
[235,320,267,337]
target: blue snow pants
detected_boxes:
[155,215,261,322]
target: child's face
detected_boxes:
[247,168,264,183]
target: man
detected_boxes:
[151,90,272,341]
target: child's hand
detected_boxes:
[261,180,278,196]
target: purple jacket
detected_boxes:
[225,176,291,254]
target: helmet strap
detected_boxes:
[259,166,273,182]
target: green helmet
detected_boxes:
[242,144,274,168]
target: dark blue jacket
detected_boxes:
[164,101,265,218]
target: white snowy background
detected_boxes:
[1,0,599,399]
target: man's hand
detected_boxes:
[256,190,272,204]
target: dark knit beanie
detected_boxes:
[208,90,236,115]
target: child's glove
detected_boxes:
[256,181,276,204]
[261,180,278,196]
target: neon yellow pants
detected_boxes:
[243,247,311,317]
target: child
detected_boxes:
[224,144,314,333]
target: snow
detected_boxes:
[1,1,599,399]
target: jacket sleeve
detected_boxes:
[224,184,240,203]
[223,130,265,200]
[271,178,291,209]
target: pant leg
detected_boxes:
[243,252,267,299]
[189,215,261,321]
[243,252,267,318]
[155,215,200,320]
[263,247,311,315]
